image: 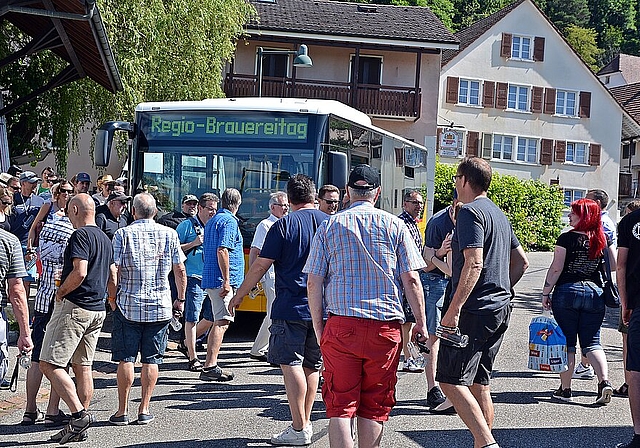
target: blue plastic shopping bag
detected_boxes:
[527,312,568,372]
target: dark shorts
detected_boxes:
[627,307,640,371]
[31,309,54,363]
[268,319,322,370]
[111,308,170,365]
[401,296,416,323]
[436,305,511,387]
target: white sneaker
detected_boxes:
[403,358,424,373]
[572,362,595,380]
[271,424,312,446]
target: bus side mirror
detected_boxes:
[94,121,133,167]
[327,151,347,189]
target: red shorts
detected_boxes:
[320,315,402,421]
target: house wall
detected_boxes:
[438,0,623,209]
[231,41,441,147]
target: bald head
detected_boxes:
[68,193,96,228]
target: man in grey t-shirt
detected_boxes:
[437,157,528,448]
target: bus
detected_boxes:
[95,97,430,312]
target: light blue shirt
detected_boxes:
[303,201,426,322]
[176,217,205,278]
[202,208,244,289]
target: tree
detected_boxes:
[564,25,603,70]
[535,0,591,31]
[0,0,255,174]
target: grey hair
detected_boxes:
[133,192,157,219]
[221,188,241,211]
[403,189,421,202]
[348,186,378,201]
[269,191,287,207]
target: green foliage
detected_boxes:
[565,25,603,70]
[0,0,254,173]
[435,160,564,251]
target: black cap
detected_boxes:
[7,165,22,176]
[347,164,380,190]
[107,191,131,202]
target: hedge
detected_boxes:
[432,161,564,252]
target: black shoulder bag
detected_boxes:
[601,249,620,308]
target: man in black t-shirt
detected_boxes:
[438,158,529,448]
[616,209,640,448]
[95,191,133,239]
[39,194,116,444]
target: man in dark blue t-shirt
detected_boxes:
[39,194,116,443]
[229,174,326,446]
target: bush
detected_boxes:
[435,160,564,251]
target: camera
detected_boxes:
[18,351,31,370]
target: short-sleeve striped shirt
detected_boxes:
[303,201,426,322]
[0,229,27,307]
[34,217,74,313]
[398,210,423,252]
[112,219,186,322]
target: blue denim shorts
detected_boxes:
[184,277,213,323]
[551,281,605,355]
[420,272,449,336]
[111,308,169,364]
[268,319,322,370]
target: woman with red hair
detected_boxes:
[541,198,616,405]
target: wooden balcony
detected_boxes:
[224,74,421,120]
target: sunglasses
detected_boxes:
[1,201,11,206]
[59,189,73,194]
[320,199,340,204]
[10,186,20,191]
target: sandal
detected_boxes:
[44,410,71,427]
[188,358,203,372]
[20,408,44,426]
[614,383,629,397]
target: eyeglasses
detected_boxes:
[320,198,340,204]
[406,200,423,206]
[273,203,289,208]
[1,201,11,206]
[452,174,464,182]
[59,189,73,194]
[10,186,20,191]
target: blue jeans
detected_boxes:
[420,272,449,336]
[551,281,605,355]
[184,277,213,323]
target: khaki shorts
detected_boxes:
[40,299,106,367]
[206,287,235,322]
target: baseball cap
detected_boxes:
[0,172,11,186]
[107,191,132,202]
[76,172,91,183]
[19,171,41,183]
[7,165,22,176]
[347,164,380,190]
[182,194,198,204]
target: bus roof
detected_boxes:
[135,97,426,151]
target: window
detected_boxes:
[508,85,529,111]
[511,35,532,60]
[563,189,585,206]
[350,55,382,85]
[556,90,577,116]
[517,137,537,163]
[261,53,288,78]
[566,142,588,164]
[492,135,514,160]
[458,79,481,106]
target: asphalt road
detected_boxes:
[0,252,633,447]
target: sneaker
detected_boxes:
[402,358,424,373]
[270,424,312,446]
[199,365,234,382]
[109,413,129,426]
[49,412,95,443]
[572,362,595,379]
[137,413,155,425]
[426,386,446,409]
[430,399,456,414]
[552,386,572,402]
[596,380,613,405]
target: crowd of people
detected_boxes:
[1,158,639,447]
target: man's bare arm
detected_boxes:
[441,247,483,329]
[509,245,529,287]
[8,277,32,353]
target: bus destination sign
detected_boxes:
[145,113,309,142]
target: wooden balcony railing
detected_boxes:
[223,74,421,120]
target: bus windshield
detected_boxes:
[135,111,322,242]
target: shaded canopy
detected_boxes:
[0,0,122,117]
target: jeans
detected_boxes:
[420,272,449,336]
[551,281,605,354]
